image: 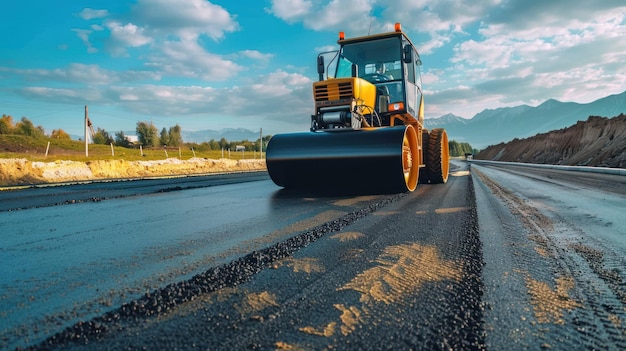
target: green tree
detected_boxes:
[449,140,459,157]
[209,139,220,150]
[160,127,169,146]
[260,135,272,152]
[115,131,131,147]
[92,127,114,144]
[0,114,14,134]
[188,141,211,152]
[136,121,158,147]
[50,129,71,139]
[448,140,474,157]
[168,124,183,146]
[218,137,228,150]
[15,117,45,138]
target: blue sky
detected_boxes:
[1,0,625,137]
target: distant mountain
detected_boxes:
[425,113,468,128]
[181,128,260,143]
[424,90,626,149]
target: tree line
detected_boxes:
[448,140,479,157]
[113,121,183,148]
[1,114,49,138]
[0,115,182,148]
[189,136,272,153]
[0,114,269,152]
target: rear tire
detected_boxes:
[424,128,449,184]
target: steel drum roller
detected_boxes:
[266,126,417,192]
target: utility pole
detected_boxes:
[85,105,89,157]
[84,105,95,157]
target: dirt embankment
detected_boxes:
[0,158,267,187]
[476,114,626,168]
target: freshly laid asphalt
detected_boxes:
[6,161,625,350]
[22,162,482,350]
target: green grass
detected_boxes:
[0,135,265,162]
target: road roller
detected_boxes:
[266,23,449,193]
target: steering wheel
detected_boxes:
[361,73,390,83]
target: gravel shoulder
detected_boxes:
[0,158,266,187]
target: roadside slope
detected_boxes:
[0,158,266,186]
[476,114,626,168]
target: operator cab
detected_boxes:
[317,23,424,126]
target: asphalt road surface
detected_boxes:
[1,161,624,350]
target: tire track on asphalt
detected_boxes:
[25,193,407,350]
[473,166,626,349]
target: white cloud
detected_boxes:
[114,71,311,125]
[239,50,274,63]
[120,94,139,101]
[240,71,313,124]
[419,2,626,117]
[132,0,239,41]
[4,64,159,85]
[421,70,443,86]
[376,0,501,37]
[486,1,625,32]
[250,70,312,96]
[78,8,108,20]
[268,0,312,22]
[15,69,312,128]
[65,64,118,84]
[269,0,375,33]
[72,29,97,53]
[419,34,451,55]
[73,1,243,82]
[108,85,219,116]
[104,21,152,56]
[307,0,374,32]
[21,86,104,104]
[13,64,114,85]
[149,40,242,81]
